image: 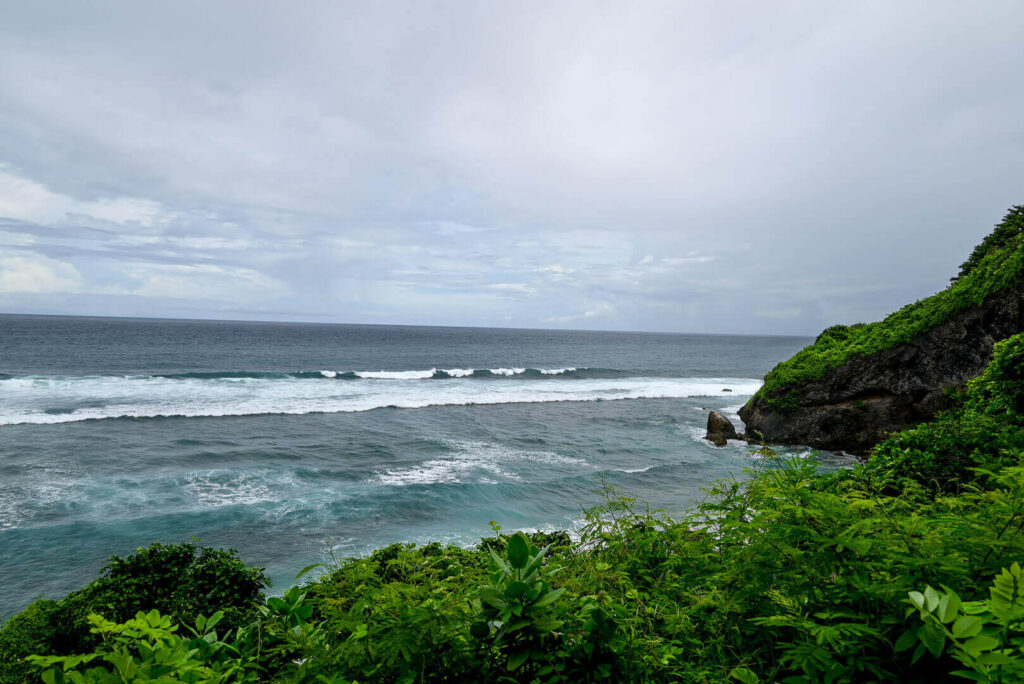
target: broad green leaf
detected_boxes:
[489,548,511,576]
[522,545,550,578]
[894,629,918,652]
[505,581,529,599]
[962,634,999,654]
[507,649,530,671]
[976,651,1013,666]
[479,587,507,610]
[909,591,925,610]
[532,617,563,633]
[924,586,940,612]
[919,623,946,658]
[952,616,982,639]
[729,667,760,684]
[533,587,566,608]
[939,592,961,623]
[508,533,530,570]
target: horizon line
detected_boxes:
[0,310,811,339]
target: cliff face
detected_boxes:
[739,278,1024,453]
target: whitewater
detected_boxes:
[0,370,762,425]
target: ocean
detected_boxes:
[0,314,817,621]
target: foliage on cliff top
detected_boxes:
[751,206,1024,411]
[955,205,1024,282]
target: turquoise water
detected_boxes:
[0,314,815,620]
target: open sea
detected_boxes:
[0,314,817,621]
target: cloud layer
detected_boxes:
[1,1,1022,333]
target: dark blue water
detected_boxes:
[0,314,814,621]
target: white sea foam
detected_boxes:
[315,367,579,378]
[0,374,763,426]
[489,368,527,376]
[354,369,437,380]
[184,470,282,508]
[615,465,655,473]
[0,462,88,530]
[375,439,588,486]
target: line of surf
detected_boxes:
[0,376,762,426]
[0,367,615,382]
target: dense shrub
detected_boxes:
[0,543,267,684]
[0,602,57,684]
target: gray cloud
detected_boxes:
[0,1,1022,333]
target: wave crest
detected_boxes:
[0,373,762,426]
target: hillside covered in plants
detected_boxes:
[740,205,1024,452]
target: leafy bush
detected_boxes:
[52,542,267,658]
[472,531,567,679]
[0,543,267,684]
[903,562,1024,681]
[0,602,59,684]
[28,610,242,684]
[27,586,353,684]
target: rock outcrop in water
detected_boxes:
[705,410,740,446]
[739,206,1024,454]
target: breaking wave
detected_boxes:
[153,367,614,380]
[0,372,762,426]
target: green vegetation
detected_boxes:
[751,206,1024,412]
[0,543,267,684]
[2,332,1024,682]
[956,205,1024,282]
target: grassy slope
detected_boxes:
[752,207,1024,412]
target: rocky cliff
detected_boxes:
[739,206,1024,453]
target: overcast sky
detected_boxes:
[0,1,1021,334]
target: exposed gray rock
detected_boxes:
[706,410,739,446]
[739,278,1024,453]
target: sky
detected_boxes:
[0,1,1022,335]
